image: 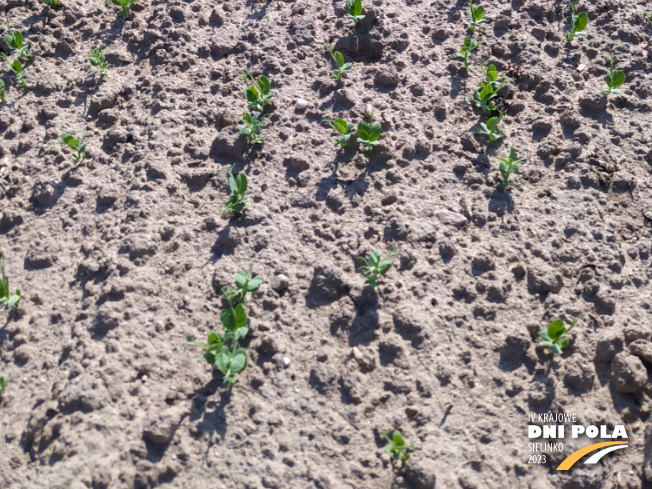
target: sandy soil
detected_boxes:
[1,0,652,488]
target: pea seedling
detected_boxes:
[89,47,108,75]
[323,117,355,148]
[345,0,365,28]
[481,64,513,92]
[467,0,486,34]
[537,316,581,354]
[42,0,62,8]
[357,105,382,151]
[0,258,21,311]
[456,38,481,69]
[565,1,587,43]
[240,69,275,113]
[645,11,652,21]
[108,0,137,18]
[1,54,27,87]
[603,54,625,97]
[382,430,416,462]
[0,80,5,103]
[223,166,249,215]
[358,247,398,287]
[478,111,503,145]
[499,147,525,189]
[61,133,88,163]
[187,264,261,386]
[2,21,29,60]
[472,84,500,116]
[238,112,264,144]
[327,45,353,81]
[0,376,7,397]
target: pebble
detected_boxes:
[283,357,291,367]
[295,99,308,110]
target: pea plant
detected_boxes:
[238,112,264,144]
[0,79,5,103]
[456,38,481,69]
[478,111,503,145]
[565,1,587,43]
[472,84,500,116]
[0,376,7,398]
[222,166,249,216]
[345,0,365,28]
[187,264,262,387]
[108,0,138,18]
[42,0,62,8]
[645,11,652,21]
[467,0,486,34]
[603,54,625,97]
[357,105,382,151]
[499,147,525,189]
[240,69,275,113]
[89,47,108,75]
[481,64,513,92]
[1,54,27,87]
[327,45,353,80]
[537,316,581,355]
[61,133,88,163]
[0,258,21,311]
[2,21,29,60]
[358,247,398,287]
[382,430,416,462]
[323,117,355,149]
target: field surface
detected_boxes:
[1,0,652,488]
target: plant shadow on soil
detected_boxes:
[189,371,232,441]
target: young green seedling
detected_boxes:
[357,105,382,151]
[108,0,138,18]
[89,47,108,75]
[537,316,581,355]
[565,1,587,43]
[0,79,5,103]
[467,0,486,34]
[0,258,21,311]
[472,84,500,116]
[603,54,625,97]
[382,430,416,462]
[187,264,261,386]
[238,112,264,144]
[0,376,7,397]
[480,64,513,92]
[1,54,27,87]
[358,247,398,287]
[323,117,355,149]
[61,133,88,163]
[2,21,29,60]
[345,0,365,28]
[645,11,652,21]
[327,44,353,81]
[240,69,275,113]
[499,147,525,189]
[42,0,62,8]
[478,111,503,145]
[456,38,481,69]
[222,166,249,215]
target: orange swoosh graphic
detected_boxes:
[556,441,628,471]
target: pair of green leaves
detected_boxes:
[382,430,416,462]
[238,112,264,144]
[61,133,88,163]
[456,38,481,69]
[42,0,62,8]
[323,117,355,148]
[345,0,365,27]
[482,64,513,92]
[565,1,587,43]
[242,70,274,112]
[472,83,500,116]
[223,166,249,215]
[2,22,29,60]
[357,109,382,151]
[327,45,353,81]
[603,54,625,97]
[499,147,525,189]
[358,248,398,288]
[538,316,581,355]
[478,111,503,145]
[89,47,108,75]
[0,258,21,311]
[1,54,27,88]
[468,0,486,34]
[108,0,137,18]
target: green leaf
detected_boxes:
[538,330,552,343]
[61,133,79,149]
[547,319,566,340]
[612,71,625,88]
[575,11,588,31]
[245,86,259,103]
[234,269,248,289]
[231,350,247,373]
[474,5,484,20]
[257,75,270,95]
[11,60,22,74]
[203,352,216,364]
[393,431,405,446]
[480,84,493,100]
[220,308,236,330]
[236,173,247,194]
[236,326,249,340]
[378,261,392,275]
[247,275,262,292]
[234,303,247,327]
[560,337,570,349]
[14,32,23,50]
[208,331,220,345]
[333,118,348,135]
[549,344,563,355]
[216,348,230,372]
